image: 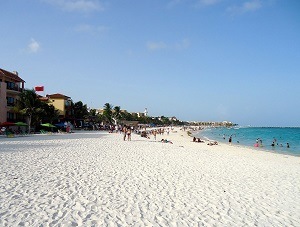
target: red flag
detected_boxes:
[35,86,44,91]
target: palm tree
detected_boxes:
[113,106,121,125]
[103,103,113,124]
[15,89,43,133]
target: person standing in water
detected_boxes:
[229,136,232,145]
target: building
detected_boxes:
[133,108,148,118]
[44,93,73,120]
[0,68,25,123]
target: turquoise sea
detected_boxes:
[195,127,300,156]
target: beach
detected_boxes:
[0,129,300,226]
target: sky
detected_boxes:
[1,0,300,127]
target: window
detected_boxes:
[6,81,15,89]
[65,99,72,106]
[7,97,15,106]
[7,112,14,120]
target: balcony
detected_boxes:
[7,102,16,107]
[7,86,23,93]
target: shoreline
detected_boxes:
[0,128,299,226]
[191,127,300,158]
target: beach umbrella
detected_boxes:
[41,123,56,128]
[15,122,28,126]
[0,122,15,127]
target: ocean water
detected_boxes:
[195,127,300,156]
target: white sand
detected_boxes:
[0,129,299,226]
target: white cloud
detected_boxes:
[28,39,40,53]
[43,0,104,12]
[147,39,190,51]
[227,0,262,15]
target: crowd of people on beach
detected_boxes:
[107,124,174,143]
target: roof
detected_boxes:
[46,93,71,99]
[0,68,25,82]
[39,97,49,102]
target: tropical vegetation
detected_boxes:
[12,89,234,132]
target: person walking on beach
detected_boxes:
[153,130,157,140]
[127,127,132,141]
[122,125,127,141]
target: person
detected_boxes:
[122,126,127,141]
[229,136,232,145]
[207,141,218,146]
[153,130,157,140]
[127,127,132,141]
[141,131,149,139]
[0,127,5,135]
[287,143,290,148]
[161,139,173,144]
[193,137,196,142]
[259,139,263,147]
[271,141,275,147]
[197,138,204,143]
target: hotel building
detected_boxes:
[42,93,73,120]
[0,68,25,123]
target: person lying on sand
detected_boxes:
[207,141,218,146]
[193,137,204,143]
[161,139,173,144]
[141,131,150,139]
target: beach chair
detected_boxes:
[6,131,15,138]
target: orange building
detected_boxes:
[0,68,25,123]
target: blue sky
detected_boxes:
[1,0,299,126]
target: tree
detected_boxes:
[103,103,113,124]
[87,108,100,124]
[89,109,97,117]
[15,89,43,133]
[113,106,121,125]
[160,116,171,126]
[41,103,60,124]
[73,101,89,120]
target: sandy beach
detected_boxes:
[0,128,299,226]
